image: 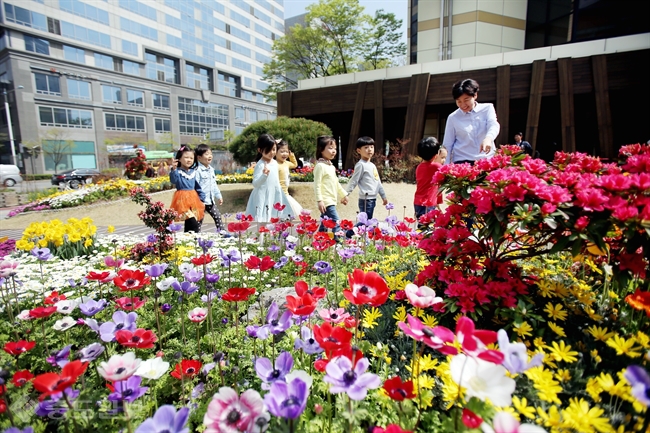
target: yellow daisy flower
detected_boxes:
[606,335,642,358]
[392,306,407,323]
[587,325,615,342]
[548,321,567,337]
[512,396,536,420]
[561,398,613,433]
[513,321,533,338]
[546,340,579,363]
[422,314,438,327]
[544,303,568,321]
[362,307,382,329]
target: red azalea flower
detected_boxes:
[294,280,327,300]
[115,328,157,349]
[113,269,151,291]
[170,359,202,380]
[3,340,36,356]
[227,221,251,233]
[32,360,88,401]
[191,254,214,266]
[383,376,415,401]
[12,370,34,387]
[44,291,66,305]
[373,425,412,433]
[222,287,256,302]
[313,322,353,353]
[86,270,112,281]
[273,202,286,211]
[340,220,354,230]
[244,255,275,272]
[0,399,6,414]
[343,269,390,307]
[115,296,146,310]
[29,306,57,319]
[461,408,483,429]
[285,292,317,316]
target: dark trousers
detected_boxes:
[198,204,224,232]
[184,217,198,233]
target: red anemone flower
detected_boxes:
[313,322,353,353]
[115,328,157,349]
[86,270,112,281]
[625,288,650,316]
[12,370,34,387]
[227,221,251,233]
[285,292,317,317]
[115,296,147,311]
[294,261,309,277]
[222,287,256,302]
[3,340,36,356]
[170,359,202,380]
[44,291,66,305]
[29,306,57,319]
[322,219,337,229]
[461,408,483,429]
[343,269,390,307]
[113,269,151,291]
[32,360,88,401]
[294,280,327,300]
[244,255,276,272]
[240,214,254,222]
[373,425,413,433]
[191,254,214,266]
[273,202,286,211]
[383,376,415,401]
[340,220,354,230]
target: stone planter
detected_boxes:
[0,192,28,207]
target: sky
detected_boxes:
[282,0,408,44]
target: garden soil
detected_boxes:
[1,182,418,229]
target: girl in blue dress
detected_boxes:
[169,145,205,232]
[245,134,291,222]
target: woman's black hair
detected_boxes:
[316,135,335,159]
[256,133,276,161]
[452,78,479,99]
[195,143,211,158]
[175,145,197,169]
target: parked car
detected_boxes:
[51,168,101,189]
[0,164,23,187]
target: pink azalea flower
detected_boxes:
[319,308,350,324]
[203,387,269,433]
[404,284,442,309]
[481,411,548,433]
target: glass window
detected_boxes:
[61,21,111,48]
[25,35,50,55]
[153,93,170,110]
[94,53,114,70]
[118,0,157,20]
[231,58,251,72]
[122,40,138,56]
[235,107,245,120]
[34,73,61,96]
[102,85,122,104]
[154,118,171,133]
[68,79,91,100]
[4,4,47,30]
[177,97,228,136]
[145,51,179,84]
[127,89,143,106]
[185,63,212,90]
[123,60,141,76]
[104,113,145,132]
[39,106,93,128]
[60,0,109,24]
[120,17,158,41]
[249,110,258,122]
[217,72,240,97]
[63,45,85,63]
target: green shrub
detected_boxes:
[229,116,331,165]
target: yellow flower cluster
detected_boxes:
[16,218,97,255]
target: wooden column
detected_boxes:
[558,57,576,153]
[591,55,614,158]
[496,65,510,145]
[276,90,292,117]
[374,80,384,154]
[345,82,367,168]
[525,60,545,153]
[402,73,431,156]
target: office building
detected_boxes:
[0,0,284,173]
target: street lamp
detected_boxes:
[2,85,24,166]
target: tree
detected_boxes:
[41,128,74,174]
[263,0,405,100]
[229,117,331,165]
[20,140,42,178]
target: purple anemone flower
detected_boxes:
[31,247,53,261]
[144,263,168,278]
[294,326,324,355]
[219,248,241,266]
[99,311,138,342]
[338,248,356,261]
[78,342,105,362]
[274,256,289,269]
[205,272,220,284]
[497,330,543,374]
[264,377,309,419]
[198,238,214,253]
[78,299,108,316]
[84,318,100,333]
[384,215,398,226]
[313,261,332,274]
[201,291,219,303]
[146,233,158,244]
[624,365,650,406]
[161,303,172,313]
[35,388,79,418]
[4,427,35,433]
[285,241,296,250]
[267,244,280,252]
[47,345,72,368]
[246,325,261,338]
[167,223,183,232]
[256,302,292,340]
[255,351,294,390]
[171,280,199,295]
[135,404,189,433]
[183,269,203,283]
[108,375,149,404]
[385,202,395,210]
[291,254,304,263]
[324,356,381,400]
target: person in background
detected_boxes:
[514,132,533,157]
[414,137,445,225]
[345,136,388,221]
[443,78,500,164]
[169,145,205,233]
[314,135,348,234]
[275,139,302,218]
[195,144,225,233]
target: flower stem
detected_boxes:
[181,292,187,346]
[63,392,81,433]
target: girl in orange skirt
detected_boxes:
[169,145,205,232]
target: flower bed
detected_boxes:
[0,145,648,433]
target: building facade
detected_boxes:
[0,0,284,173]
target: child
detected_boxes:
[345,136,387,220]
[314,135,348,233]
[414,137,445,223]
[275,139,303,218]
[169,145,205,233]
[245,134,291,222]
[195,144,224,233]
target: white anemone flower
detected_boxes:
[53,316,76,331]
[450,354,515,407]
[156,276,178,291]
[97,352,142,382]
[55,299,77,314]
[135,357,170,380]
